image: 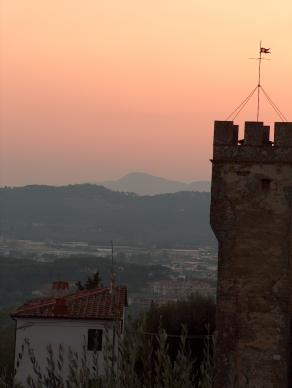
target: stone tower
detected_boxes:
[211,121,292,387]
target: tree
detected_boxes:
[0,309,15,386]
[76,271,102,291]
[139,293,216,384]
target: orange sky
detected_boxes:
[1,0,292,186]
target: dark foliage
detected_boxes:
[140,294,216,381]
[0,184,215,248]
[76,271,102,290]
[0,309,15,379]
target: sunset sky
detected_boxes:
[1,0,292,186]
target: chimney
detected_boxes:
[54,297,67,316]
[52,281,69,298]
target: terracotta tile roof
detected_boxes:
[11,286,128,320]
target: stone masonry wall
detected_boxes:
[211,121,292,387]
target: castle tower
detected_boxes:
[211,121,292,387]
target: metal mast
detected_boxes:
[257,41,262,121]
[225,42,287,123]
[110,240,115,291]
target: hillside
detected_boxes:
[0,255,172,308]
[100,172,210,195]
[0,184,215,247]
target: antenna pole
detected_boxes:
[257,40,262,121]
[110,239,116,382]
[110,240,114,289]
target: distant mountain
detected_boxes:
[100,172,210,195]
[0,184,215,248]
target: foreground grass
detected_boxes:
[0,326,214,388]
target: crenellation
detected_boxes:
[274,122,292,146]
[213,121,292,163]
[244,121,270,146]
[214,120,238,145]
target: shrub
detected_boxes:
[9,326,214,388]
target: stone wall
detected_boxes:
[211,121,292,387]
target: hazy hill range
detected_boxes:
[100,172,211,195]
[0,184,215,248]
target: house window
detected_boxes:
[87,329,103,351]
[261,178,271,192]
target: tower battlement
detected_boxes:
[213,121,292,163]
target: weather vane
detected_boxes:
[226,41,287,122]
[249,41,271,121]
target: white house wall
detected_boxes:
[14,318,119,385]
